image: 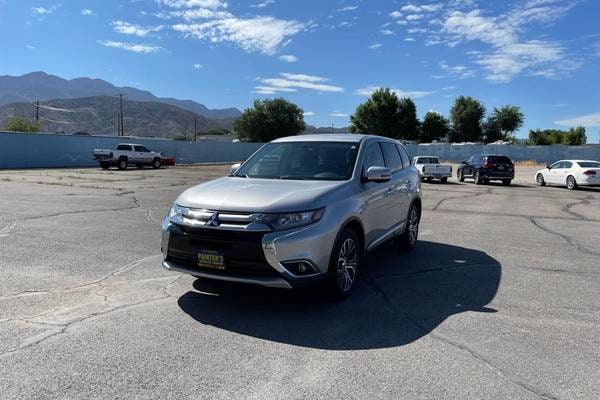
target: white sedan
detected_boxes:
[535,160,600,190]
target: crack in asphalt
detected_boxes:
[431,187,493,211]
[361,275,562,400]
[529,218,600,257]
[0,254,161,300]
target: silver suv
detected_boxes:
[161,134,422,298]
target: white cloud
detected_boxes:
[99,40,162,53]
[193,63,203,68]
[173,16,304,55]
[555,112,600,128]
[406,14,424,21]
[437,3,578,82]
[338,5,358,11]
[112,21,164,37]
[254,86,297,94]
[401,3,442,13]
[81,9,94,16]
[439,61,475,79]
[26,45,36,50]
[159,0,227,9]
[404,37,416,42]
[257,73,344,93]
[304,111,315,116]
[368,42,383,49]
[389,11,402,19]
[250,0,275,8]
[381,29,395,36]
[279,54,298,62]
[330,111,349,117]
[32,5,57,15]
[355,86,434,99]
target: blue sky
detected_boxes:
[1,0,599,140]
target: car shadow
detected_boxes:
[177,240,501,350]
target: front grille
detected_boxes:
[180,208,259,229]
[166,225,278,277]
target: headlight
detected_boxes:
[257,208,325,231]
[168,203,188,225]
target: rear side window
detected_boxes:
[562,161,573,169]
[578,161,600,168]
[363,143,385,170]
[134,145,149,152]
[396,144,411,168]
[117,145,131,151]
[381,142,403,171]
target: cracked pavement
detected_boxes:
[1,165,599,399]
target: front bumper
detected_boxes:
[161,213,338,289]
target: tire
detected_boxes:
[440,177,448,184]
[118,157,128,170]
[474,170,482,185]
[100,161,109,170]
[325,228,361,300]
[536,173,546,186]
[152,158,162,169]
[395,203,420,252]
[458,170,465,182]
[566,175,578,190]
[502,179,511,186]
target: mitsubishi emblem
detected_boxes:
[205,213,220,227]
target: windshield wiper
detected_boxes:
[279,175,313,180]
[230,173,249,178]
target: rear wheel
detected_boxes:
[118,157,128,170]
[326,228,360,300]
[152,158,162,169]
[474,170,482,185]
[536,173,546,186]
[440,177,448,184]
[502,179,511,186]
[566,175,578,190]
[100,161,109,170]
[395,203,420,252]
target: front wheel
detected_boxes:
[458,170,465,182]
[566,175,578,190]
[326,228,360,300]
[395,203,420,252]
[118,158,128,170]
[536,173,546,186]
[474,170,482,185]
[502,179,511,186]
[100,161,109,170]
[152,158,162,169]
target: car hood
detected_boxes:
[176,177,347,213]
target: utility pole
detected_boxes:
[119,94,124,137]
[194,117,197,142]
[35,100,40,124]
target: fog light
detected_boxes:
[282,260,318,276]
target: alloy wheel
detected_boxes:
[337,238,358,292]
[408,207,419,246]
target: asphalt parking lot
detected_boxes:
[1,164,599,400]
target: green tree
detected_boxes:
[482,116,504,143]
[234,98,305,142]
[449,96,486,142]
[4,117,41,133]
[350,88,419,140]
[419,111,449,142]
[565,126,587,145]
[492,105,524,138]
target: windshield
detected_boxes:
[577,161,600,168]
[234,141,359,180]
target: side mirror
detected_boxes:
[461,160,467,164]
[230,163,242,175]
[546,164,551,170]
[364,166,391,183]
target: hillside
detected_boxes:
[0,72,242,120]
[0,96,233,138]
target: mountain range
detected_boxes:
[0,96,231,138]
[0,72,242,120]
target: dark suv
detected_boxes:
[457,155,514,185]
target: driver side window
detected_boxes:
[363,143,385,172]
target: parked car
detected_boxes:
[535,160,600,190]
[161,134,422,298]
[93,143,162,170]
[413,156,452,183]
[457,155,514,185]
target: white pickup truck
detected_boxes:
[93,143,163,170]
[413,156,452,183]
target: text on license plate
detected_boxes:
[197,249,225,270]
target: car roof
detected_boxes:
[556,159,599,163]
[118,143,144,146]
[272,134,396,144]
